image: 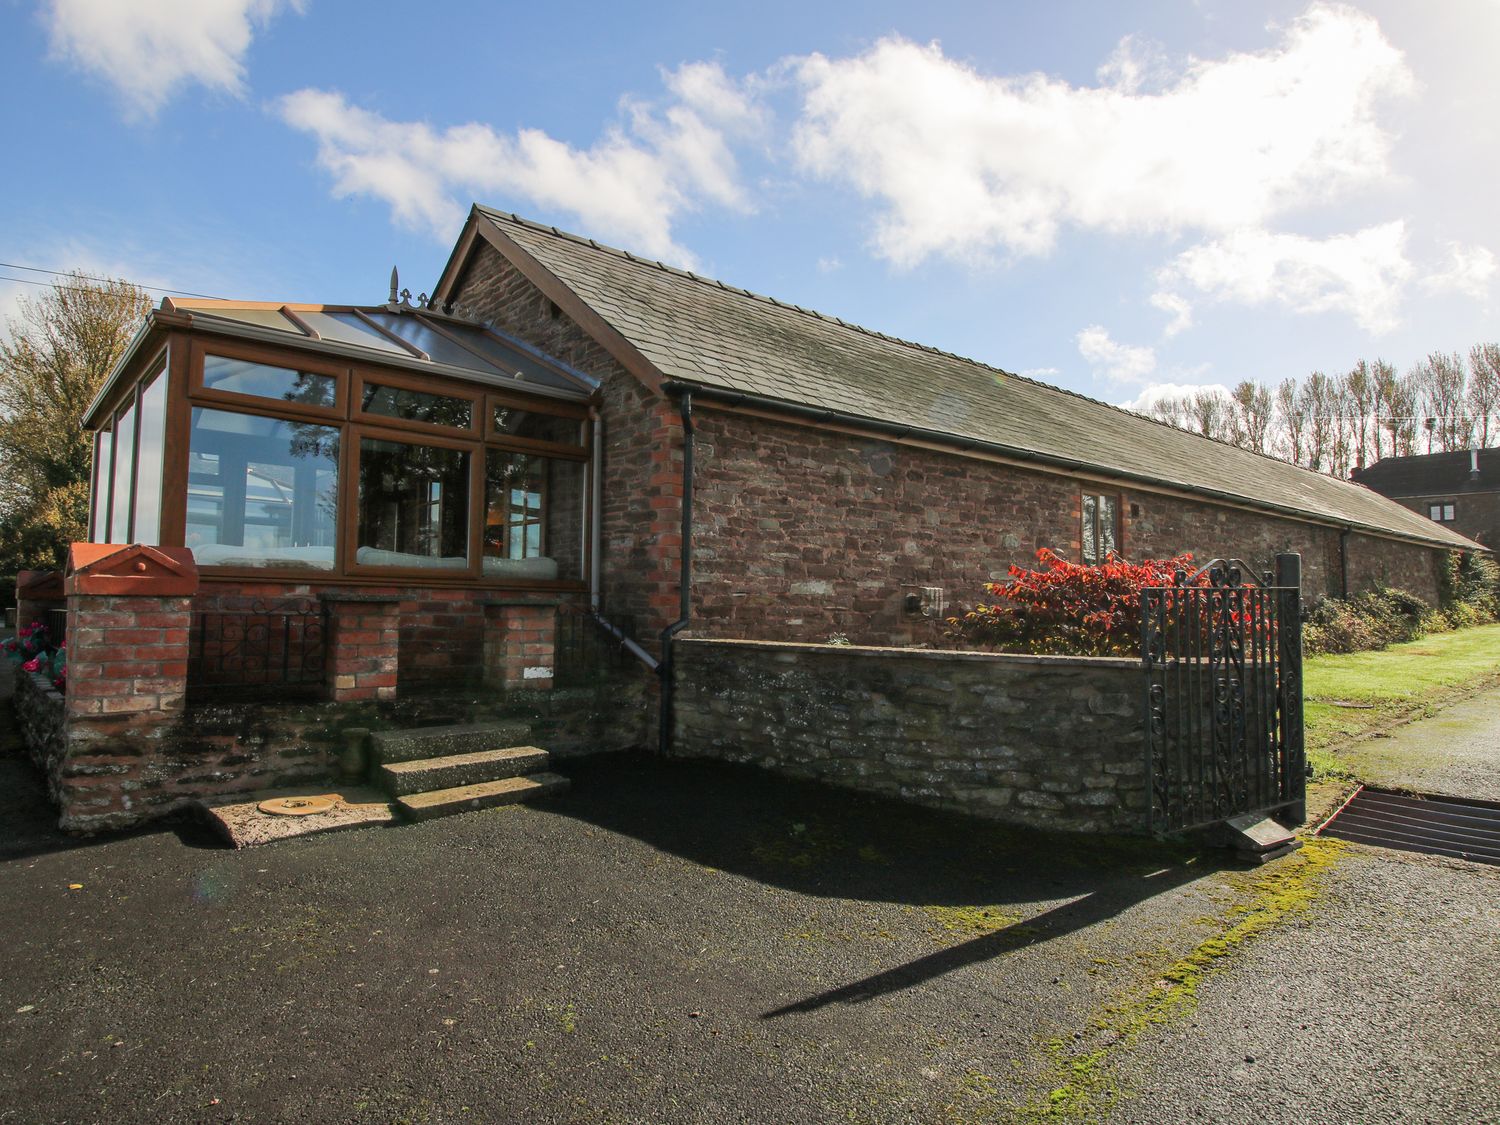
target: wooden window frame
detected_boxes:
[345,424,485,580]
[352,366,480,438]
[168,333,591,589]
[189,338,348,423]
[1428,501,1456,523]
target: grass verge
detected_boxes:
[1305,622,1500,779]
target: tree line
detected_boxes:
[1142,344,1500,478]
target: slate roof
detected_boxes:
[1352,450,1500,498]
[464,207,1477,550]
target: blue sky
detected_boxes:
[2,0,1496,410]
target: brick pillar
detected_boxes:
[60,544,198,832]
[322,594,400,702]
[483,599,558,691]
[66,593,192,719]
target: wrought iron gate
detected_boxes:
[1142,555,1305,833]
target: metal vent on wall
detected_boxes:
[1317,787,1500,866]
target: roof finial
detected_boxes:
[388,266,399,305]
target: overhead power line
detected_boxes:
[0,261,224,300]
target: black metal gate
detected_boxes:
[1142,554,1305,833]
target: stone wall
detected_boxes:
[686,408,1452,644]
[672,637,1147,834]
[12,663,66,800]
[18,662,650,833]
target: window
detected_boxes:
[356,437,470,569]
[91,428,113,541]
[132,370,168,544]
[203,355,337,408]
[1428,502,1456,522]
[362,381,472,429]
[493,405,582,446]
[483,450,585,582]
[110,401,138,543]
[186,407,339,569]
[1082,493,1119,565]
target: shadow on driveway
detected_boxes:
[550,751,1219,1015]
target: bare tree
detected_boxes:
[1370,359,1399,461]
[1188,388,1232,442]
[1413,351,1472,452]
[1275,377,1307,466]
[1302,372,1336,472]
[1468,343,1500,447]
[1343,361,1378,470]
[1227,380,1273,454]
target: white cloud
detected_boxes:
[279,62,763,265]
[1420,241,1496,301]
[1155,222,1413,333]
[1150,291,1194,338]
[1076,325,1157,385]
[43,0,300,118]
[790,6,1413,267]
[1096,34,1171,95]
[1119,381,1231,415]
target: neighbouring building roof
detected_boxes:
[1352,449,1500,498]
[85,295,596,428]
[439,206,1479,552]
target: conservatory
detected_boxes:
[84,296,595,591]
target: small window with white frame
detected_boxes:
[1428,501,1456,522]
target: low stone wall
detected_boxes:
[14,659,652,833]
[672,637,1147,834]
[11,663,66,799]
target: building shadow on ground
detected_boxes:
[551,749,1223,1013]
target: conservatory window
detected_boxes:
[185,407,339,569]
[356,437,470,569]
[203,355,337,408]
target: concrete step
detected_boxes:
[397,772,570,822]
[380,746,551,797]
[369,722,531,765]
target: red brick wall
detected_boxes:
[192,580,583,690]
[451,243,682,647]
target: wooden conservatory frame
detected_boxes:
[82,300,598,593]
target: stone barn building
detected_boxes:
[14,204,1482,834]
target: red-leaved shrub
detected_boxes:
[944,548,1203,657]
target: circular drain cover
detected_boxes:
[257,795,337,817]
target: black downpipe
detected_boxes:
[658,388,693,755]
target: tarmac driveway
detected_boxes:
[1,728,1497,1123]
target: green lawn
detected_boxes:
[1304,622,1500,779]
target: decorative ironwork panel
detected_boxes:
[1142,557,1304,833]
[553,604,639,686]
[188,600,327,700]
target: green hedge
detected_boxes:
[1304,552,1500,656]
